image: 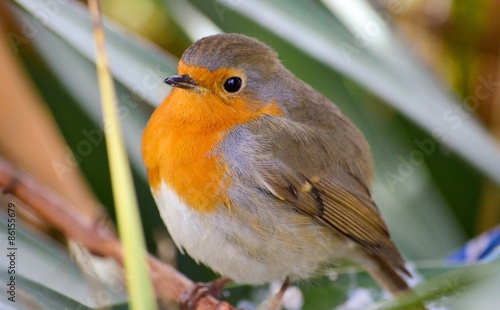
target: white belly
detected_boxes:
[153,182,355,284]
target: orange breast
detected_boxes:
[142,76,282,212]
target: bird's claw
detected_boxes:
[179,277,231,310]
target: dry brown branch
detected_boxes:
[0,156,233,310]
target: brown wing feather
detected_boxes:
[245,116,409,276]
[263,169,409,276]
[317,178,409,276]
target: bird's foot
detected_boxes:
[180,276,231,310]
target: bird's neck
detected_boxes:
[142,91,282,212]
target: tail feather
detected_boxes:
[366,257,427,310]
[367,258,409,295]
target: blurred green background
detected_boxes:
[1,0,500,309]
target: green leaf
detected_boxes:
[377,261,500,309]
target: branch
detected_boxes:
[0,156,233,310]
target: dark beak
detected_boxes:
[164,74,198,90]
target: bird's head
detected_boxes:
[163,33,287,119]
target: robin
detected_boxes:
[142,33,413,309]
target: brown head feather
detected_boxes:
[181,33,280,73]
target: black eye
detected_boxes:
[223,77,242,93]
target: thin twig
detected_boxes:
[0,156,233,310]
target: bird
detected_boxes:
[142,33,413,309]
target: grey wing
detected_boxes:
[220,115,409,276]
